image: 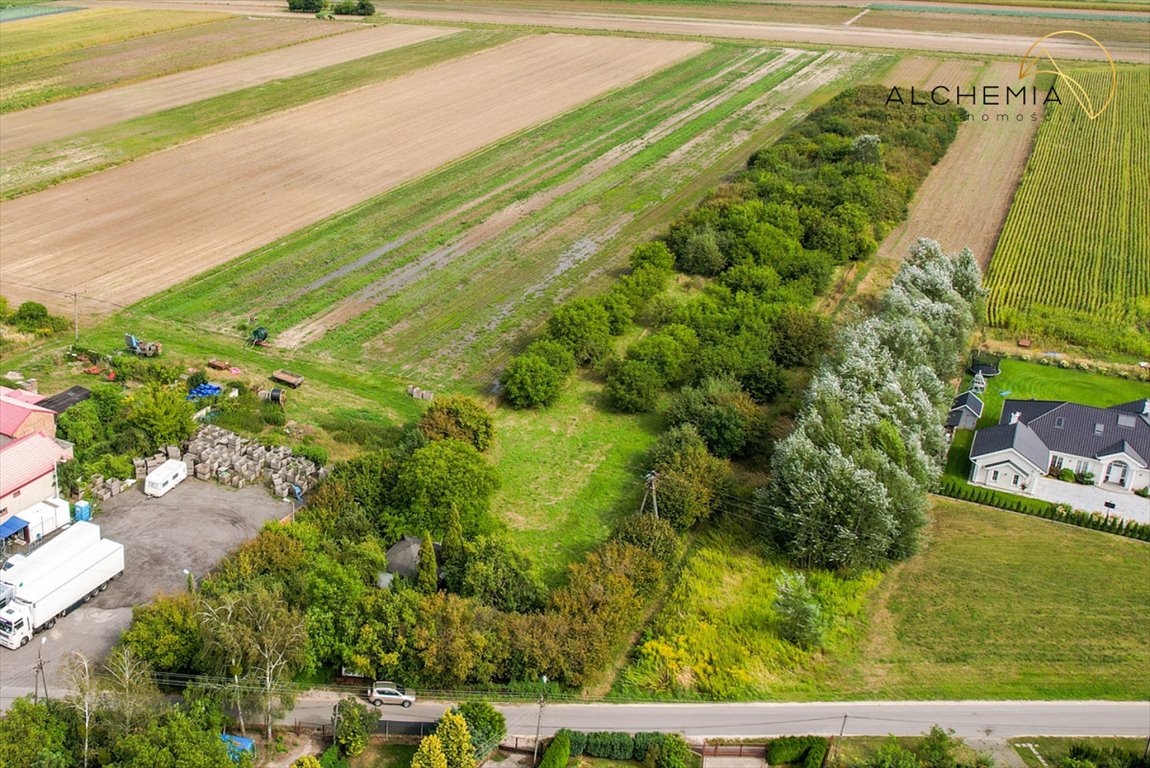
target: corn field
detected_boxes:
[985,67,1149,353]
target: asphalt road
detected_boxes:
[287,696,1150,738]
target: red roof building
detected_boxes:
[0,432,73,523]
[0,393,56,442]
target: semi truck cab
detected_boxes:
[0,603,34,648]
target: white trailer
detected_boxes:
[0,536,124,649]
[19,498,71,544]
[0,521,101,607]
[145,459,188,497]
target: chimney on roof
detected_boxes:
[1009,411,1021,425]
[1143,399,1150,416]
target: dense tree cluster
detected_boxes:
[759,239,984,570]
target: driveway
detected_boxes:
[0,480,289,699]
[1031,477,1150,524]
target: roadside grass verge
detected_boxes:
[2,28,512,198]
[1011,739,1147,768]
[0,8,228,63]
[490,373,662,586]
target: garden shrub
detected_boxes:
[292,444,329,467]
[633,733,667,762]
[767,736,828,765]
[557,728,586,757]
[585,732,634,760]
[539,731,571,768]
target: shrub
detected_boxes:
[614,514,684,565]
[454,701,505,759]
[333,697,373,757]
[654,734,691,768]
[419,395,495,452]
[356,0,375,13]
[585,732,634,760]
[557,728,587,757]
[287,0,324,11]
[546,298,612,365]
[540,732,571,768]
[767,736,828,766]
[292,444,329,467]
[774,572,828,649]
[606,359,665,413]
[319,745,350,768]
[186,370,209,391]
[502,354,563,408]
[633,733,666,762]
[522,339,577,377]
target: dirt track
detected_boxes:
[372,6,1149,63]
[0,23,458,154]
[0,34,706,311]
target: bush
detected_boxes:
[356,0,375,13]
[585,732,634,761]
[540,732,571,768]
[454,701,506,759]
[287,0,324,11]
[767,736,828,766]
[186,370,209,391]
[292,444,329,467]
[653,734,691,768]
[546,298,612,365]
[557,728,586,757]
[502,354,564,408]
[614,514,684,565]
[419,395,495,452]
[633,733,666,762]
[333,697,373,757]
[605,359,664,413]
[774,572,828,649]
[319,745,349,768]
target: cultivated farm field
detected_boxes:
[985,66,1150,356]
[0,23,456,153]
[0,34,707,310]
[0,13,346,114]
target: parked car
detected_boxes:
[367,681,415,708]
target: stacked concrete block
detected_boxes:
[179,425,322,498]
[406,384,434,401]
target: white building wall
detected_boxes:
[0,471,57,519]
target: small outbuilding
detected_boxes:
[946,390,984,434]
[383,534,442,586]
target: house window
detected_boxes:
[1054,417,1065,429]
[1051,455,1064,470]
[991,470,1000,482]
[1076,460,1088,474]
[1012,474,1020,486]
[1117,414,1136,428]
[1094,423,1104,435]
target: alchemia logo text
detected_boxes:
[885,31,1118,124]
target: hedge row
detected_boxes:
[540,732,571,768]
[767,736,828,768]
[557,730,670,761]
[937,478,1150,541]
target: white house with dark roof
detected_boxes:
[969,398,1150,495]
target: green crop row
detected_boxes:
[985,66,1149,356]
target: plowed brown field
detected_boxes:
[0,34,706,311]
[0,24,459,153]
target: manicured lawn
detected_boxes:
[350,741,418,768]
[967,358,1150,428]
[829,497,1150,700]
[1010,738,1146,768]
[491,373,662,586]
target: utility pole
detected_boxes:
[639,471,659,518]
[830,714,848,763]
[33,638,50,703]
[533,675,549,765]
[64,291,79,344]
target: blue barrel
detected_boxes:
[74,500,91,522]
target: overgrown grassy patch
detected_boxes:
[1010,739,1146,768]
[613,520,879,700]
[349,741,419,768]
[491,373,662,586]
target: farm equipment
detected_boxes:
[271,369,305,388]
[124,333,162,357]
[247,327,270,347]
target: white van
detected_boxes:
[144,459,188,498]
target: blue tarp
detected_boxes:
[0,516,28,539]
[220,734,255,763]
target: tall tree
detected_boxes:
[412,735,450,768]
[60,652,100,768]
[238,587,307,741]
[418,530,439,594]
[102,646,163,738]
[436,710,477,768]
[441,506,466,593]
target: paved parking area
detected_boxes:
[0,480,289,701]
[1031,477,1150,524]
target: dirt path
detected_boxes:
[0,33,706,313]
[373,5,1150,63]
[0,23,458,154]
[847,60,1042,310]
